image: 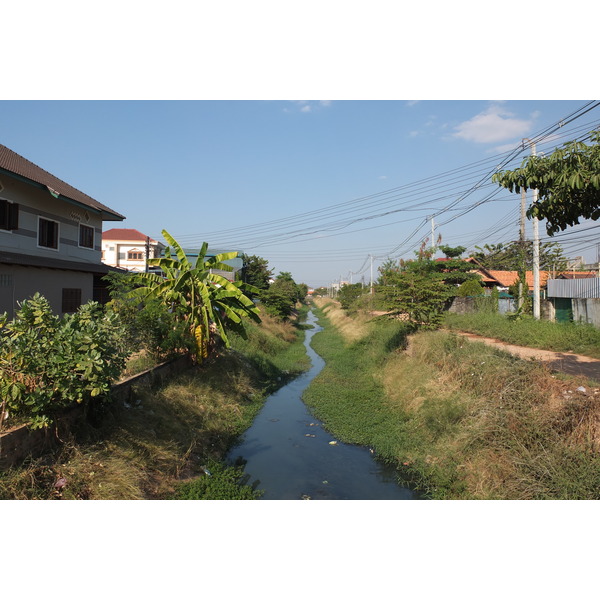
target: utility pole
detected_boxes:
[518,189,526,310]
[370,254,374,295]
[145,236,150,273]
[523,139,541,320]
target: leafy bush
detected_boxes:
[457,278,484,297]
[337,283,365,310]
[104,272,192,361]
[0,294,130,429]
[175,460,263,499]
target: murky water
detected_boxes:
[226,311,418,500]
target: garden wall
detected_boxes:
[0,354,193,470]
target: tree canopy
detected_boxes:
[378,244,480,329]
[240,253,273,293]
[492,129,600,234]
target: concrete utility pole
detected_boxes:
[518,188,526,310]
[370,255,374,295]
[523,139,541,320]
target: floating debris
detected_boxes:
[200,466,212,476]
[328,441,337,445]
[305,434,316,438]
[301,494,312,500]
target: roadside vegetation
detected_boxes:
[0,309,310,500]
[444,311,600,359]
[304,298,600,499]
[1,233,312,500]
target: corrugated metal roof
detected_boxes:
[547,278,600,299]
[0,144,125,221]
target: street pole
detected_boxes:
[524,139,541,320]
[370,255,374,295]
[518,188,526,310]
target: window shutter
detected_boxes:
[8,203,19,230]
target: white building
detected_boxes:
[101,228,165,272]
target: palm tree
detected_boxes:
[129,230,260,362]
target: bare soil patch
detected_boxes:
[452,330,600,382]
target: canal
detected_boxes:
[226,311,418,500]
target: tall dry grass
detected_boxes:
[312,297,371,343]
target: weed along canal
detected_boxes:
[226,311,417,500]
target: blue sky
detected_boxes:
[2,100,598,286]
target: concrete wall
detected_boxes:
[573,298,600,327]
[0,354,192,470]
[0,264,93,319]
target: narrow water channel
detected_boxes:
[226,311,418,500]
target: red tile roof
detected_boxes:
[0,144,125,221]
[485,270,551,288]
[102,228,159,244]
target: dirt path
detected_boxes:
[452,331,600,382]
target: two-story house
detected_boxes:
[101,228,165,272]
[0,144,125,319]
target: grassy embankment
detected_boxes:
[303,298,600,499]
[0,307,310,500]
[444,311,600,359]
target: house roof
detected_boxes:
[485,270,551,288]
[102,228,161,244]
[557,271,599,279]
[0,144,125,221]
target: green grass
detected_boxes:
[303,305,600,499]
[444,311,600,359]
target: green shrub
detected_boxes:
[0,294,130,429]
[175,460,263,499]
[104,272,192,361]
[457,278,485,297]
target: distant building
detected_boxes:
[172,247,243,281]
[102,228,165,272]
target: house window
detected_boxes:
[38,217,59,249]
[128,250,144,261]
[62,288,82,313]
[79,224,94,249]
[0,199,19,231]
[0,274,14,287]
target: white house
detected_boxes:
[0,143,125,318]
[101,228,165,272]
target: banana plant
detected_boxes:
[128,230,260,362]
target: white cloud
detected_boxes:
[408,130,419,137]
[453,103,533,144]
[286,100,333,113]
[378,175,388,180]
[406,100,420,107]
